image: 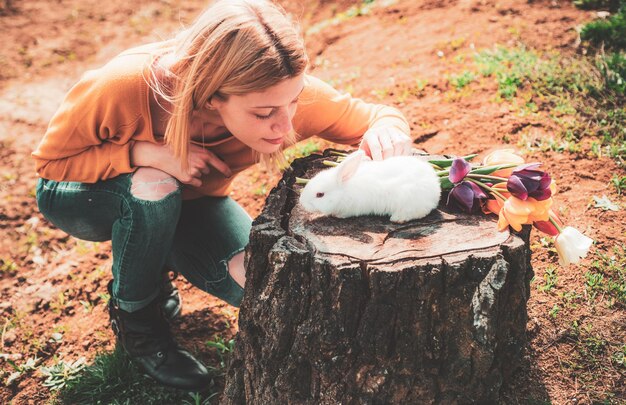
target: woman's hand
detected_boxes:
[131,141,232,187]
[358,126,412,161]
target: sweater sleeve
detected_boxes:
[32,64,149,183]
[33,141,136,183]
[292,74,410,145]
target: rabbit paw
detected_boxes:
[389,214,413,223]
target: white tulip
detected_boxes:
[554,226,593,267]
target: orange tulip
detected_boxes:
[481,182,510,215]
[497,196,553,232]
[483,199,501,216]
[482,149,525,177]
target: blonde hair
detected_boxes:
[149,0,308,170]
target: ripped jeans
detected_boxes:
[36,168,251,311]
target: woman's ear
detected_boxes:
[205,98,217,110]
[207,93,227,110]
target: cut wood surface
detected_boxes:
[223,149,533,404]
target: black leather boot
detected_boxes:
[107,281,210,391]
[160,271,182,321]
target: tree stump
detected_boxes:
[222,149,532,404]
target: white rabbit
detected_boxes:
[299,150,441,223]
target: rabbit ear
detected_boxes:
[337,150,365,184]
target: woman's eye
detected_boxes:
[255,111,274,120]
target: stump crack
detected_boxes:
[316,243,504,265]
[353,261,372,341]
[380,217,459,245]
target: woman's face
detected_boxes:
[211,74,305,154]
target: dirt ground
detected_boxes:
[0,0,624,403]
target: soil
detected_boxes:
[0,0,624,404]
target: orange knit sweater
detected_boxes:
[32,42,410,198]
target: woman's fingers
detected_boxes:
[177,171,201,187]
[365,136,383,161]
[361,127,412,160]
[190,145,232,178]
[391,130,412,156]
[189,167,201,179]
[390,131,402,156]
[194,161,211,175]
[188,178,202,187]
[379,129,395,160]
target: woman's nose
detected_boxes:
[271,110,293,135]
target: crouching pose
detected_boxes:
[32,0,411,390]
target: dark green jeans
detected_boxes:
[36,173,250,312]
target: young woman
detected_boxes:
[32,0,411,391]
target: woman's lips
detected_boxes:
[263,137,283,145]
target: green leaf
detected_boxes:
[5,359,20,372]
[470,163,517,175]
[440,177,454,190]
[428,153,478,168]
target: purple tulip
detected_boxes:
[447,181,487,213]
[449,158,472,183]
[507,163,552,201]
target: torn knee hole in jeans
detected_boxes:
[130,177,179,201]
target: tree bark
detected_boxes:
[223,149,532,404]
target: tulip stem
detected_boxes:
[295,177,309,184]
[466,174,508,182]
[436,163,517,178]
[467,178,508,201]
[549,215,563,233]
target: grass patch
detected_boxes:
[574,0,623,11]
[559,319,624,402]
[519,133,582,154]
[306,0,381,36]
[610,173,626,194]
[205,335,235,376]
[586,244,626,307]
[284,139,321,165]
[473,46,592,100]
[55,347,220,405]
[41,357,86,391]
[612,344,626,367]
[537,265,558,293]
[573,2,626,164]
[473,46,541,99]
[595,51,626,94]
[464,44,626,165]
[448,70,477,89]
[580,3,626,51]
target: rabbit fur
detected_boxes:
[299,150,441,223]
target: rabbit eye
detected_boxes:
[316,192,325,198]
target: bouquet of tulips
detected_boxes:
[433,149,593,267]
